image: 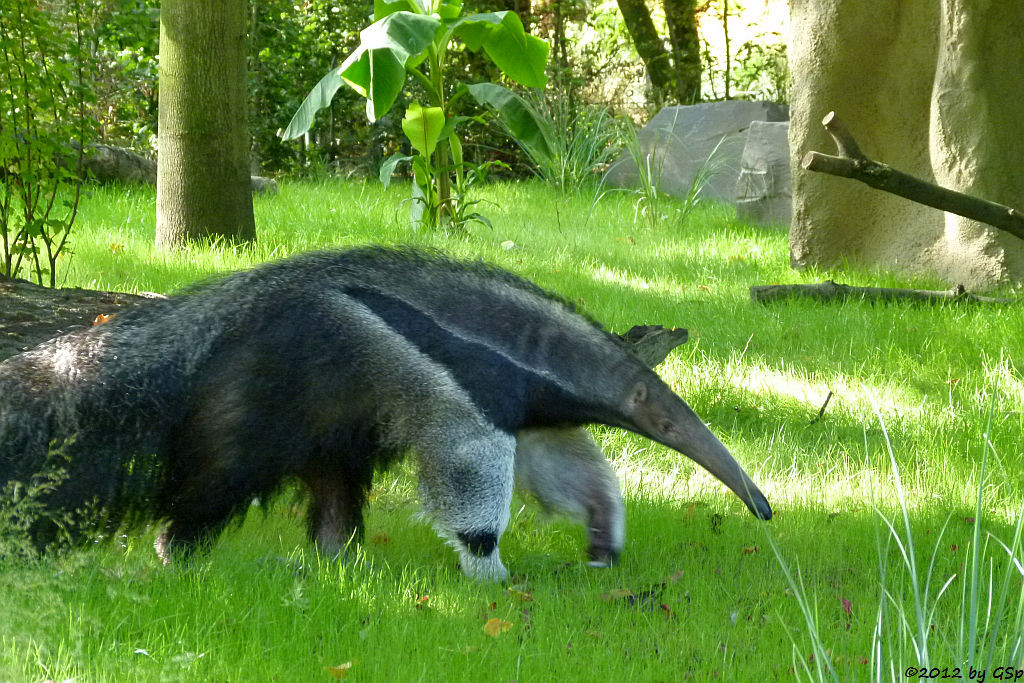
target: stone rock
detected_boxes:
[80,145,277,195]
[734,120,791,225]
[85,144,157,185]
[249,175,279,195]
[605,101,788,203]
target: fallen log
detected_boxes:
[750,280,1019,306]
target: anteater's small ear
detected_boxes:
[628,381,648,408]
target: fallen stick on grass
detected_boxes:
[750,280,1019,305]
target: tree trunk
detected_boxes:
[156,0,255,247]
[662,0,701,102]
[929,0,1024,280]
[615,0,675,105]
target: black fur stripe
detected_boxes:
[457,530,498,557]
[343,285,577,432]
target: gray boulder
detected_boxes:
[80,144,278,195]
[734,120,791,226]
[605,101,788,203]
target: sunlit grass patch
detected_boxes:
[3,178,1023,680]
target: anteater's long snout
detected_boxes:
[626,381,772,520]
[673,421,772,520]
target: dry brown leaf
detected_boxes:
[600,588,635,602]
[483,618,512,637]
[325,660,358,679]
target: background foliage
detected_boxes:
[0,0,96,285]
[39,0,787,179]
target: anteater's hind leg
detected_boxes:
[300,463,374,558]
[514,427,625,567]
[154,393,284,565]
[154,499,241,564]
[153,450,257,564]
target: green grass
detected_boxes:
[3,179,1023,680]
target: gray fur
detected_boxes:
[0,247,770,580]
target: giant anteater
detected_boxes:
[0,247,771,579]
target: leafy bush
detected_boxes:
[732,35,789,103]
[0,438,77,563]
[0,0,96,286]
[90,0,160,152]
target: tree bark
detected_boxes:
[663,0,701,103]
[615,0,676,104]
[156,0,255,247]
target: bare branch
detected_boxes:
[802,112,1024,241]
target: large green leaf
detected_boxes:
[402,102,445,158]
[379,153,414,188]
[284,11,440,135]
[482,24,548,88]
[281,66,346,140]
[373,0,422,20]
[450,12,548,88]
[373,0,461,19]
[465,82,554,161]
[437,0,463,19]
[342,12,441,121]
[449,11,509,50]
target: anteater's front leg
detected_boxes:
[515,427,625,567]
[415,425,516,582]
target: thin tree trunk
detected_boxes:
[156,0,255,247]
[663,0,701,102]
[722,0,730,99]
[616,0,675,105]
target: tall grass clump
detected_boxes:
[495,91,622,196]
[617,114,726,229]
[769,394,1024,681]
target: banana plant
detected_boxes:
[282,0,552,230]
